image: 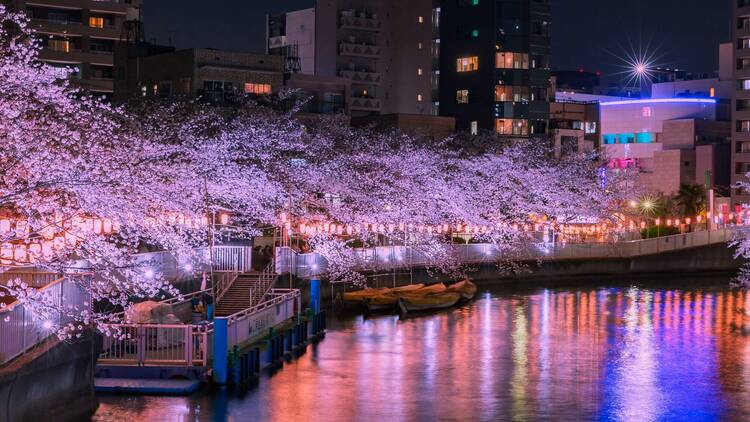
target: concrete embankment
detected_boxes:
[0,332,101,422]
[284,242,744,304]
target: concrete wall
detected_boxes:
[0,333,101,422]
[291,242,743,305]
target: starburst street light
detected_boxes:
[608,38,668,92]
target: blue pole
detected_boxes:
[310,278,321,313]
[213,317,228,384]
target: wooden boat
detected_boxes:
[341,287,390,306]
[446,279,477,301]
[398,292,461,314]
[410,283,446,295]
[364,293,399,312]
[390,284,425,293]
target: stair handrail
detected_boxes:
[255,260,277,304]
[215,271,239,303]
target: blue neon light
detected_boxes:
[600,98,716,106]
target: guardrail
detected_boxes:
[275,228,742,278]
[0,275,90,366]
[98,288,300,367]
[225,289,299,349]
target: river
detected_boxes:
[93,280,750,421]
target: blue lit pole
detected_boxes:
[310,278,321,313]
[213,316,228,384]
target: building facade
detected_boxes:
[114,48,284,105]
[267,0,434,117]
[600,98,730,195]
[438,0,551,135]
[10,0,141,101]
[733,2,750,205]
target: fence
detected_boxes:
[0,275,89,366]
[225,289,299,349]
[0,270,61,289]
[276,228,741,278]
[132,246,253,278]
[98,324,211,366]
[98,288,300,367]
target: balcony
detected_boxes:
[268,35,288,49]
[340,13,381,32]
[339,69,381,85]
[339,42,382,58]
[350,96,381,111]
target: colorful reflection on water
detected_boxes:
[95,285,750,421]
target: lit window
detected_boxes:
[456,56,479,72]
[417,94,423,102]
[89,17,104,28]
[470,121,478,135]
[418,42,423,49]
[496,119,528,136]
[496,52,529,69]
[456,90,469,104]
[244,83,272,94]
[710,87,715,97]
[418,16,424,23]
[495,85,529,102]
[47,39,70,53]
[417,68,423,76]
[642,106,652,117]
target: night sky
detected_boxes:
[143,0,731,80]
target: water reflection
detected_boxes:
[95,285,750,422]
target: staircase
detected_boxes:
[215,262,277,317]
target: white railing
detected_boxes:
[225,289,299,349]
[99,324,211,366]
[212,246,252,273]
[98,288,300,367]
[130,245,253,280]
[0,275,90,366]
[0,270,61,289]
[276,228,742,278]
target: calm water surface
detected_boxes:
[94,283,750,421]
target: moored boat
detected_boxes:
[341,287,390,306]
[398,291,461,314]
[446,279,477,301]
[364,293,399,312]
[390,284,425,293]
[411,283,446,295]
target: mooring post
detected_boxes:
[213,317,228,384]
[310,278,321,313]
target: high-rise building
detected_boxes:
[9,0,141,102]
[438,0,551,135]
[267,0,434,117]
[733,1,750,205]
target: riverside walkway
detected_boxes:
[275,228,743,279]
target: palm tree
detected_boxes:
[674,184,706,217]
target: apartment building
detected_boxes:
[733,0,750,205]
[114,48,284,105]
[267,0,434,117]
[438,0,552,135]
[10,0,141,101]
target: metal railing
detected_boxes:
[216,272,239,303]
[0,270,60,289]
[275,228,741,278]
[98,288,300,367]
[211,246,252,273]
[99,324,211,367]
[0,275,89,366]
[225,289,299,349]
